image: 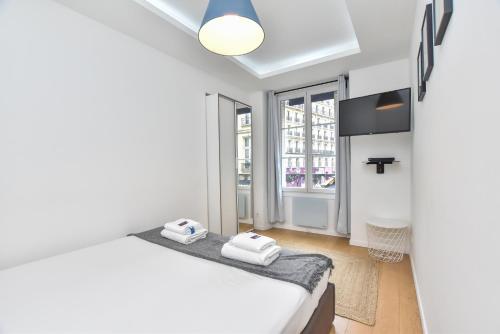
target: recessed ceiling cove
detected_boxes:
[135,0,360,79]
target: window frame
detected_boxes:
[278,83,338,194]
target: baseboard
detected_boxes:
[350,240,428,332]
[409,253,429,334]
[252,222,272,231]
[348,238,368,248]
[271,224,346,237]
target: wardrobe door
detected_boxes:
[235,103,254,233]
[218,97,238,236]
[205,94,222,234]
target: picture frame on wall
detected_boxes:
[433,0,453,45]
[421,4,434,81]
[417,42,426,102]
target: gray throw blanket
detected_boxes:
[130,227,333,293]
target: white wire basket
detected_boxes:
[366,218,410,263]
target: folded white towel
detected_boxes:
[221,243,281,266]
[164,219,203,235]
[161,228,208,245]
[229,232,276,253]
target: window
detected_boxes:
[237,110,251,187]
[244,136,250,159]
[279,85,336,192]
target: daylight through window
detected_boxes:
[280,86,336,192]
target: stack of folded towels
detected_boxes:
[161,219,208,245]
[221,232,281,266]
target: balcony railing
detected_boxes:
[312,149,336,155]
[240,119,251,126]
[286,148,305,154]
[240,163,252,173]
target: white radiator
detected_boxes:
[238,193,248,219]
[292,197,328,229]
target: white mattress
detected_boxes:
[0,236,330,334]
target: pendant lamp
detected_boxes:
[198,0,265,56]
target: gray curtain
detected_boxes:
[267,91,285,223]
[334,75,351,235]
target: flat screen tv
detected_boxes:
[339,88,411,136]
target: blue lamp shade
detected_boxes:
[198,0,265,56]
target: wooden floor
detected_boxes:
[255,228,423,334]
[238,222,254,233]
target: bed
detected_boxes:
[0,232,334,333]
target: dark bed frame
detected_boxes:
[301,283,335,334]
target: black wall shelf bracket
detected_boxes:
[362,157,399,174]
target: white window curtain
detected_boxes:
[334,75,351,235]
[266,91,285,223]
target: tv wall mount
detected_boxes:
[363,157,399,174]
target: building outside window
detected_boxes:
[237,110,252,187]
[279,85,336,192]
[244,136,250,159]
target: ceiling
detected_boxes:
[135,0,360,79]
[55,0,417,91]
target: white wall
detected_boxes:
[0,0,251,269]
[255,61,412,238]
[348,59,412,247]
[409,1,500,333]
